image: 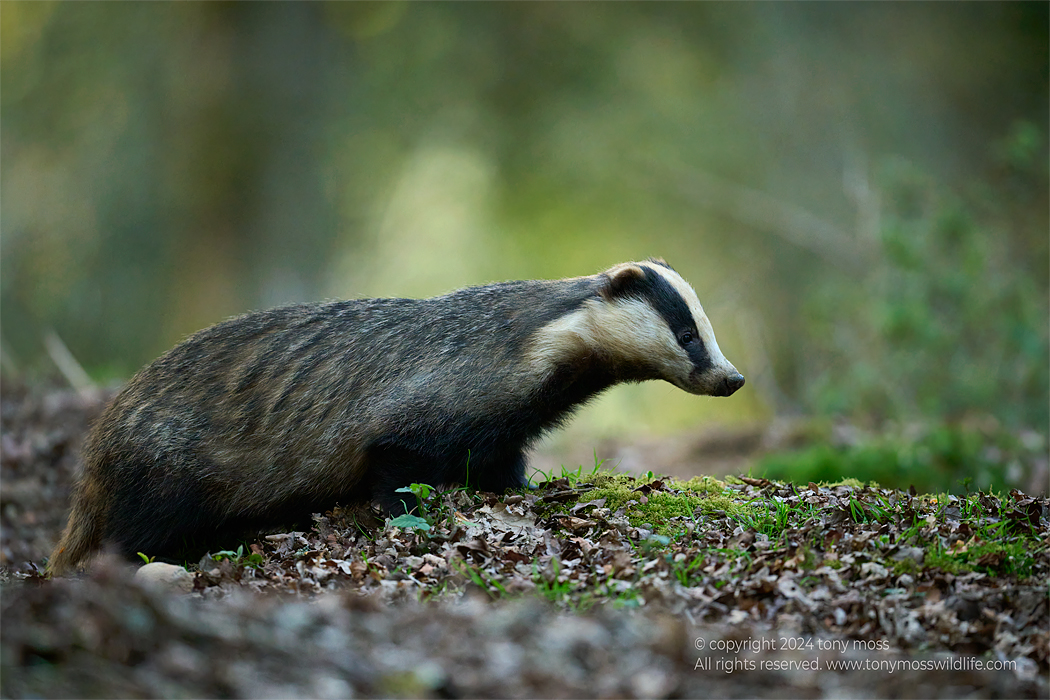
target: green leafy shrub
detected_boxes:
[756,423,1045,494]
[803,125,1048,432]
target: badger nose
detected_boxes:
[722,373,745,396]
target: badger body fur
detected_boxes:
[49,259,744,574]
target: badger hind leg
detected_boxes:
[55,452,232,570]
[103,477,218,561]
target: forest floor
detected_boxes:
[1,384,1047,698]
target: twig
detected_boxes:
[44,329,96,395]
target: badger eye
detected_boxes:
[678,330,695,346]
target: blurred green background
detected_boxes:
[2,3,1047,485]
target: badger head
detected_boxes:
[591,258,745,397]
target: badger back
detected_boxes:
[97,278,608,477]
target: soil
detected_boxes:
[2,383,1046,699]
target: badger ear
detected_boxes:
[646,256,672,269]
[600,262,647,300]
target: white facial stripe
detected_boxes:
[590,297,687,371]
[525,295,691,383]
[643,262,730,369]
[525,306,594,373]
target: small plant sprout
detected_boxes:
[211,544,264,568]
[390,483,439,532]
[395,483,435,517]
[388,513,432,532]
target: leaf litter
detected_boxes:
[2,385,1047,698]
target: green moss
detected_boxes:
[586,473,748,537]
[925,550,969,575]
[923,539,1039,579]
[677,475,727,495]
[696,493,744,515]
[824,477,871,489]
[631,492,708,523]
[890,557,920,577]
[796,547,821,571]
[589,471,645,491]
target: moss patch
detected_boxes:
[587,473,749,536]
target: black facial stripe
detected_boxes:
[686,337,713,373]
[633,267,713,373]
[640,268,695,335]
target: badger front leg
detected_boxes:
[366,443,437,516]
[367,442,530,515]
[471,449,530,493]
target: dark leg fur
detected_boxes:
[103,466,224,560]
[100,454,313,562]
[472,451,529,492]
[367,443,444,516]
[106,466,364,562]
[368,442,531,516]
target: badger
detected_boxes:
[48,258,744,574]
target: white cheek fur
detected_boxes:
[590,297,690,374]
[525,295,693,383]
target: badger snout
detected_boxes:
[717,372,745,397]
[683,368,745,397]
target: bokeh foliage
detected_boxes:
[805,134,1049,430]
[2,3,1047,442]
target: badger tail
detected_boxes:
[48,475,106,576]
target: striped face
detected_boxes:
[584,259,745,396]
